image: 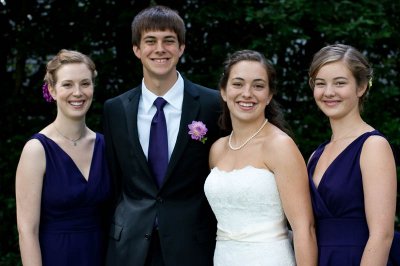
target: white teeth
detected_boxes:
[239,102,254,107]
[70,101,83,106]
[154,59,167,63]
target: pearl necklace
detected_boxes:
[228,119,268,150]
[53,124,85,146]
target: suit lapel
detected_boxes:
[124,87,154,180]
[164,81,200,184]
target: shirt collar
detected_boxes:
[141,72,184,113]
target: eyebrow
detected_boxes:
[252,78,267,82]
[61,78,91,83]
[315,77,348,80]
[143,35,177,40]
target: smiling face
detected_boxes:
[313,61,366,120]
[221,60,272,124]
[133,30,185,82]
[49,62,94,120]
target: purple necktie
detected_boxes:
[148,97,168,188]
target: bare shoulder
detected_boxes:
[361,134,394,161]
[209,136,229,167]
[16,138,46,181]
[210,136,228,156]
[363,134,391,148]
[21,138,45,157]
[264,126,298,154]
[262,125,304,171]
[18,138,46,169]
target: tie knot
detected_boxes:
[154,97,167,110]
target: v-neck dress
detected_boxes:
[307,130,399,265]
[33,133,112,266]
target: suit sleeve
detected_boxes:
[103,99,122,206]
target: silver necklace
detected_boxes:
[228,119,268,150]
[53,124,84,146]
[330,135,358,142]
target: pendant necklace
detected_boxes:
[228,119,268,151]
[53,123,85,146]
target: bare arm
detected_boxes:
[268,135,317,266]
[360,136,396,266]
[16,139,46,266]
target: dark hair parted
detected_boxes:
[44,49,97,88]
[308,43,373,112]
[131,5,186,47]
[218,50,292,136]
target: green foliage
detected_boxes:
[1,0,399,263]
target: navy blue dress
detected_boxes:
[33,133,112,266]
[307,130,399,266]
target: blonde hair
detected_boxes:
[43,49,97,88]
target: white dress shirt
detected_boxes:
[137,72,184,161]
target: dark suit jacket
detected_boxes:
[103,79,221,266]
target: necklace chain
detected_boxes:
[330,135,358,142]
[228,119,268,150]
[53,123,84,146]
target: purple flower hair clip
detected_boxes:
[188,121,208,144]
[42,83,54,102]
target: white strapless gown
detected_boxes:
[204,166,295,266]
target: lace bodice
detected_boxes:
[204,166,295,265]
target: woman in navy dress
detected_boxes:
[16,49,112,266]
[307,43,399,265]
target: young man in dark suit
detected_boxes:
[103,5,221,266]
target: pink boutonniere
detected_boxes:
[188,121,208,144]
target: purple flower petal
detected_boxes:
[188,121,208,143]
[42,83,54,102]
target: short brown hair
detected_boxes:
[131,5,186,47]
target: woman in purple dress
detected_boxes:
[16,49,111,266]
[307,43,398,265]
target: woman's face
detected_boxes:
[313,61,365,120]
[221,60,272,124]
[49,62,94,120]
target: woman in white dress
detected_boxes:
[204,50,317,266]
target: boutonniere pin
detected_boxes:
[188,121,208,144]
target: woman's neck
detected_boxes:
[329,114,370,141]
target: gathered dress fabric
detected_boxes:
[33,133,112,266]
[204,166,295,266]
[307,130,399,266]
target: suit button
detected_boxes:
[145,234,151,240]
[157,197,164,203]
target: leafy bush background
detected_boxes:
[1,1,399,264]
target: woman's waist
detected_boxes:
[316,218,368,246]
[216,220,289,242]
[40,214,105,233]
